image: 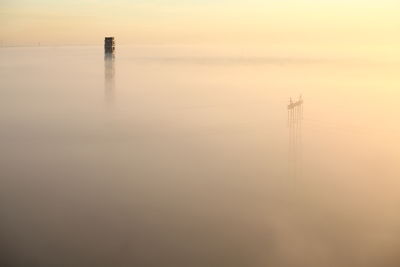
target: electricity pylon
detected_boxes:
[288,95,303,179]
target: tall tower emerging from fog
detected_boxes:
[104,37,115,103]
[104,37,115,54]
[288,95,303,178]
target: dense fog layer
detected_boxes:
[1,46,400,267]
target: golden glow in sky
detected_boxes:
[2,0,400,57]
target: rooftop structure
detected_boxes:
[104,37,115,53]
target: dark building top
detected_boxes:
[104,37,115,53]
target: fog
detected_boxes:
[1,46,400,267]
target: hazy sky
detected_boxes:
[2,0,400,55]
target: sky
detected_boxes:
[1,0,400,56]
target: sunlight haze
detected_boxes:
[2,0,400,58]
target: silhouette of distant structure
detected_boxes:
[288,95,303,178]
[104,37,115,54]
